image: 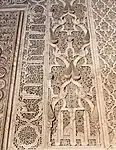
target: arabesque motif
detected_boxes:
[48,0,101,147]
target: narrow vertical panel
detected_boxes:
[47,0,102,148]
[0,10,23,150]
[92,0,116,148]
[1,1,47,150]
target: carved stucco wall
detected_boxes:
[0,0,116,150]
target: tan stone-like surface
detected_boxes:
[0,0,116,150]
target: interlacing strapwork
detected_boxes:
[92,0,116,145]
[47,0,101,147]
[1,0,116,149]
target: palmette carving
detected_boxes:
[48,0,101,147]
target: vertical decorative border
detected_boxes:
[3,1,47,149]
[43,0,50,148]
[0,0,114,150]
[87,0,109,148]
[1,8,26,150]
[44,0,108,149]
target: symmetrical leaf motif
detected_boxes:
[48,0,101,147]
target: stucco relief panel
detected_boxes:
[0,1,47,150]
[47,0,102,147]
[1,0,116,150]
[0,10,23,149]
[92,0,116,146]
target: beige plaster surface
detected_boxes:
[0,0,116,150]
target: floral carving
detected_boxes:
[48,0,101,147]
[1,0,115,149]
[0,0,46,149]
[18,126,37,145]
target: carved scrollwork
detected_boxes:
[12,2,46,149]
[0,0,114,149]
[48,0,101,147]
[0,1,47,149]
